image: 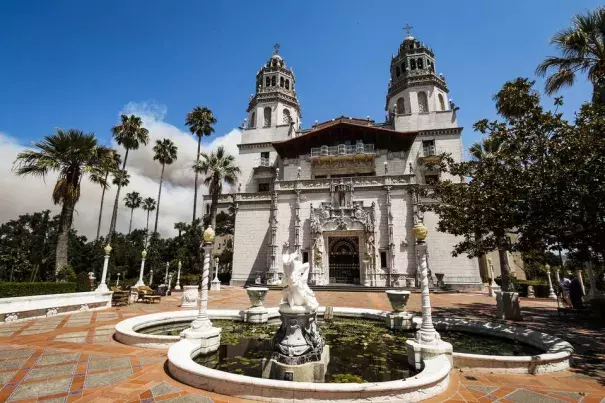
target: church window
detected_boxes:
[418,91,429,113]
[280,77,284,87]
[410,59,416,70]
[285,79,290,89]
[422,139,435,156]
[265,77,270,87]
[258,182,270,192]
[438,94,445,111]
[263,107,271,127]
[250,112,256,128]
[380,250,387,269]
[271,76,276,86]
[396,97,405,114]
[283,108,291,124]
[395,66,400,77]
[417,58,424,69]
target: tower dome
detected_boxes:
[246,44,301,130]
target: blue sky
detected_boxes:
[0,0,600,150]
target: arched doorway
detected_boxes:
[328,237,360,284]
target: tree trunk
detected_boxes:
[210,183,219,232]
[153,164,165,236]
[55,199,75,277]
[95,171,109,240]
[192,136,201,224]
[145,210,151,247]
[128,208,134,235]
[498,247,512,292]
[107,150,129,244]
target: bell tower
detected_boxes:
[385,27,456,131]
[246,44,302,134]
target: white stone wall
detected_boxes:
[247,103,299,133]
[404,133,464,182]
[388,85,450,116]
[231,203,271,285]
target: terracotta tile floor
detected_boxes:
[0,287,603,402]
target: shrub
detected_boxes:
[0,282,77,298]
[75,272,91,292]
[56,265,77,282]
[180,274,200,286]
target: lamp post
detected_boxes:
[175,260,182,291]
[116,272,121,288]
[149,269,154,286]
[164,262,169,285]
[182,225,221,352]
[211,257,221,291]
[412,222,440,345]
[135,249,147,287]
[96,244,112,292]
[545,264,556,299]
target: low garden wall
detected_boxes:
[0,291,113,322]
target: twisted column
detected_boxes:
[191,244,213,330]
[416,241,440,345]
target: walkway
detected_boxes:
[0,288,603,402]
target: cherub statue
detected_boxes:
[281,251,319,311]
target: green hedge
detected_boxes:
[495,278,551,297]
[0,282,77,298]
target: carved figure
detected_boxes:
[281,251,319,311]
[366,235,376,258]
[313,235,324,268]
[310,214,322,234]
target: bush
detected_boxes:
[0,282,77,298]
[56,265,76,282]
[495,278,550,297]
[180,274,200,286]
[75,272,91,292]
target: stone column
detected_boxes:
[555,268,561,285]
[384,183,395,286]
[175,260,182,291]
[135,249,147,287]
[96,244,112,292]
[576,268,586,296]
[182,225,221,353]
[405,222,452,371]
[488,258,501,297]
[267,170,280,285]
[586,261,600,299]
[294,188,301,254]
[546,264,556,299]
[164,262,169,285]
[211,257,221,291]
[149,269,154,285]
[116,273,121,287]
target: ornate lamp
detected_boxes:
[412,222,428,241]
[141,249,147,259]
[104,244,112,255]
[203,225,215,244]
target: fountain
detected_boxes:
[261,249,329,382]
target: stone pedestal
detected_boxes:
[180,326,221,354]
[527,285,535,298]
[244,287,269,324]
[263,346,330,382]
[406,339,453,371]
[496,291,523,321]
[488,284,501,297]
[180,285,199,308]
[211,279,221,291]
[274,306,324,360]
[385,290,413,330]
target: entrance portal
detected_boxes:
[328,237,360,284]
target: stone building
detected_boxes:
[207,36,482,290]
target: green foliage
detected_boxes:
[56,265,76,282]
[0,282,76,298]
[75,271,90,292]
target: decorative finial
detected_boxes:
[403,24,413,37]
[273,42,280,55]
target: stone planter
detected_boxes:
[180,285,199,309]
[245,287,269,323]
[435,273,445,288]
[385,290,411,312]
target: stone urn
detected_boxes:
[435,273,445,289]
[180,285,199,308]
[527,285,535,298]
[245,287,269,323]
[386,290,411,313]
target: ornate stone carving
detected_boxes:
[79,304,90,311]
[309,201,374,234]
[46,308,58,317]
[281,251,318,311]
[180,285,199,308]
[4,313,18,322]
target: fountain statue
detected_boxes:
[262,249,329,382]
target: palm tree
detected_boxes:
[185,106,216,224]
[192,146,241,231]
[469,136,504,161]
[124,191,142,234]
[92,150,121,240]
[174,221,187,239]
[492,78,540,120]
[152,138,178,236]
[107,114,149,243]
[13,129,112,274]
[141,197,156,246]
[536,7,605,103]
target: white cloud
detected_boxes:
[0,103,242,240]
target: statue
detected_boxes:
[313,235,324,268]
[281,251,319,311]
[366,235,375,258]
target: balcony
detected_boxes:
[417,145,443,165]
[253,157,275,179]
[256,157,273,167]
[310,142,375,161]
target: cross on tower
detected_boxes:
[403,24,413,37]
[273,42,280,55]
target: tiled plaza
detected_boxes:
[0,288,603,402]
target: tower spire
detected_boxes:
[403,24,413,38]
[273,42,280,55]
